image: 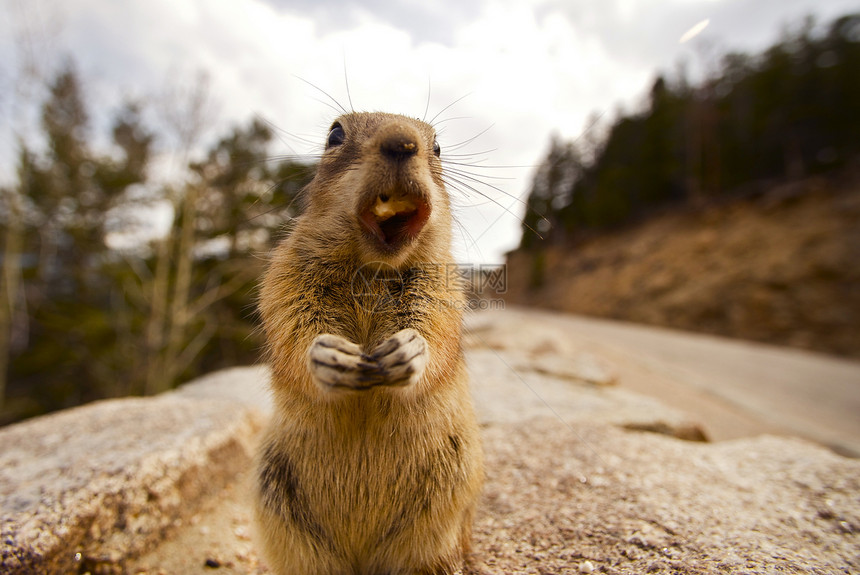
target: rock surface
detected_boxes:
[467,348,706,442]
[472,419,859,574]
[466,307,860,455]
[2,312,859,574]
[0,367,269,575]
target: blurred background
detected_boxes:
[0,0,858,424]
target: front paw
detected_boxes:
[368,328,428,388]
[308,334,383,391]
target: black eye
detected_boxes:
[432,139,441,157]
[326,123,345,149]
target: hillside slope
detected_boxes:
[505,175,860,358]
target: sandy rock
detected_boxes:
[128,410,859,575]
[0,374,268,575]
[509,350,618,386]
[465,313,618,386]
[470,417,860,574]
[175,365,273,414]
[466,344,704,442]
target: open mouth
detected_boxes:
[359,192,430,251]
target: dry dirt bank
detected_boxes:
[506,177,860,358]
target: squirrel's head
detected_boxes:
[303,112,452,267]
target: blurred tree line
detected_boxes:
[521,13,860,248]
[0,61,314,424]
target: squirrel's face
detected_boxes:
[306,112,450,265]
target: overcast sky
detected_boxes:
[2,0,857,263]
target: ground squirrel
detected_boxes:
[255,112,484,574]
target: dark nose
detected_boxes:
[380,133,419,161]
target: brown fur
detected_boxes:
[255,112,484,575]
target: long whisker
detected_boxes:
[441,124,495,152]
[342,57,354,112]
[423,78,432,123]
[431,115,472,127]
[254,113,320,155]
[428,93,472,126]
[441,172,544,240]
[442,165,531,208]
[470,196,523,247]
[438,150,498,160]
[443,166,514,182]
[294,75,349,115]
[443,158,536,170]
[449,210,483,261]
[241,165,316,224]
